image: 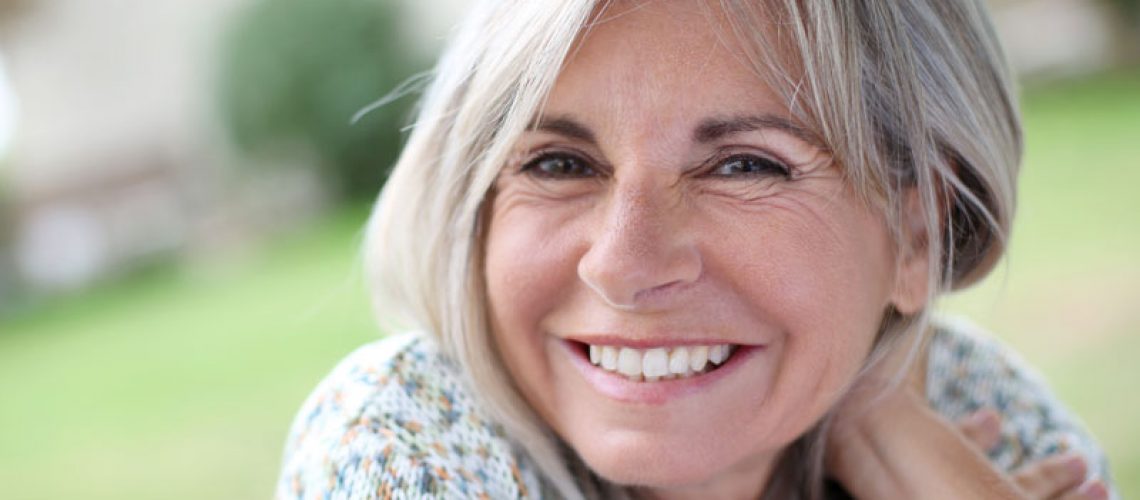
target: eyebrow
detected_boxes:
[528,113,824,149]
[693,115,824,149]
[530,115,597,144]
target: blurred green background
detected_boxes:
[1,0,1138,498]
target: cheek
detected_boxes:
[701,192,894,420]
[483,202,586,418]
[485,207,582,329]
[708,193,895,327]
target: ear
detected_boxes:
[889,188,932,315]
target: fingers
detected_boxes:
[957,408,1002,452]
[956,409,1110,500]
[1013,451,1096,499]
[1056,479,1110,500]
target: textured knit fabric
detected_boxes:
[276,319,1117,499]
[275,335,544,499]
[924,317,1117,497]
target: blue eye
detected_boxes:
[711,154,789,178]
[522,153,597,178]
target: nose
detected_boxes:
[577,183,702,310]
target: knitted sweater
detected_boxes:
[276,318,1116,499]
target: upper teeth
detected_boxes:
[588,344,736,381]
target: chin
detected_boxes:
[566,428,771,489]
[581,445,718,487]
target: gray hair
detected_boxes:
[364,0,1020,498]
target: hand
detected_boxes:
[825,332,1023,499]
[957,409,1110,500]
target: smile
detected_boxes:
[587,344,737,381]
[562,338,762,405]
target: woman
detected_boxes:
[277,1,1115,498]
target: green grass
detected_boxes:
[0,207,380,499]
[1,69,1138,499]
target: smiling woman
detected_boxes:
[276,1,1115,499]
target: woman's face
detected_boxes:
[484,1,922,492]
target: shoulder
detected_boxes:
[275,333,543,499]
[924,316,1115,491]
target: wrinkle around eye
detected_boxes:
[493,169,604,208]
[693,161,842,210]
[790,148,837,179]
[696,179,785,205]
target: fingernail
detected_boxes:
[1063,453,1088,478]
[980,413,1001,433]
[1078,479,1108,500]
[966,408,998,426]
[972,411,1001,448]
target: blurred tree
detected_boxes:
[218,0,424,199]
[1105,0,1140,63]
[1107,0,1140,20]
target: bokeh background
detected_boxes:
[0,0,1137,498]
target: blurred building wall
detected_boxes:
[992,0,1117,78]
[0,0,240,294]
[0,0,330,298]
[0,54,14,160]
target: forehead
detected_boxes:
[549,1,785,130]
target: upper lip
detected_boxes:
[561,334,764,348]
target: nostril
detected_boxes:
[577,256,640,309]
[631,278,693,303]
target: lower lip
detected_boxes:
[560,340,763,406]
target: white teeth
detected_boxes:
[601,346,618,370]
[586,343,736,381]
[642,348,668,378]
[709,345,727,365]
[668,348,689,375]
[689,346,708,372]
[617,348,642,378]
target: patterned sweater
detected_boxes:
[276,318,1116,499]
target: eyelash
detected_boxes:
[704,152,792,179]
[518,150,793,180]
[518,150,600,179]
